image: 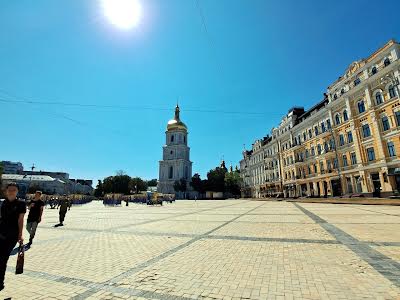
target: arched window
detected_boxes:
[335,114,341,125]
[343,110,348,121]
[375,91,383,104]
[334,94,338,100]
[384,58,391,67]
[341,88,345,95]
[371,66,377,75]
[382,116,390,131]
[184,136,186,144]
[168,166,173,179]
[358,101,366,113]
[389,85,396,98]
[171,135,174,142]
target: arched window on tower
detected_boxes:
[169,166,173,179]
[384,58,391,67]
[335,114,341,125]
[171,135,174,143]
[376,91,383,104]
[184,136,186,144]
[343,110,348,121]
[389,85,396,98]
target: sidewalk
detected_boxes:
[252,197,400,205]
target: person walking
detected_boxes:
[0,183,26,291]
[26,191,44,246]
[56,196,71,227]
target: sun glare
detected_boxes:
[101,0,142,30]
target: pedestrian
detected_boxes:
[0,182,26,291]
[26,190,44,246]
[56,196,71,227]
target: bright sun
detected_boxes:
[101,0,142,30]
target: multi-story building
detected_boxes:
[240,39,400,198]
[1,161,24,174]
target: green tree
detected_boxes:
[94,180,104,197]
[207,167,227,192]
[173,178,188,198]
[190,173,207,194]
[130,177,148,193]
[102,175,131,194]
[224,170,242,196]
[147,179,158,187]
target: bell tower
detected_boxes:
[158,105,193,195]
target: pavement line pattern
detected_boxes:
[20,270,193,300]
[105,202,266,284]
[293,202,400,288]
[10,202,266,299]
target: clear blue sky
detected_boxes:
[1,0,400,184]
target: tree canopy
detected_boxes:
[94,172,149,196]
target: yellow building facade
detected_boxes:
[240,40,400,198]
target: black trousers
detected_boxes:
[59,211,67,224]
[0,236,17,286]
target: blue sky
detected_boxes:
[1,0,400,184]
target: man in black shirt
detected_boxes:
[26,190,44,246]
[0,182,26,291]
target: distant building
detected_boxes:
[1,161,23,174]
[1,174,66,196]
[23,170,69,180]
[158,105,193,197]
[240,39,400,198]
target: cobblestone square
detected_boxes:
[2,200,400,299]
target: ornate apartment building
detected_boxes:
[240,40,400,198]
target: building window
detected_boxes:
[320,162,325,173]
[354,78,361,86]
[367,147,375,161]
[327,119,331,129]
[303,132,307,141]
[184,136,186,143]
[339,134,345,146]
[333,158,338,169]
[329,139,335,150]
[389,85,396,98]
[324,142,329,153]
[335,114,341,125]
[321,122,326,132]
[343,110,348,121]
[327,160,332,171]
[396,111,400,126]
[334,94,338,100]
[347,131,353,143]
[362,124,371,138]
[384,58,391,67]
[171,135,174,142]
[317,144,322,155]
[168,166,173,179]
[388,141,396,157]
[311,147,315,156]
[305,149,309,158]
[314,164,317,173]
[341,88,345,95]
[371,66,377,75]
[315,126,319,136]
[343,154,348,167]
[376,91,383,104]
[351,152,357,165]
[308,129,312,138]
[358,101,366,113]
[382,116,390,131]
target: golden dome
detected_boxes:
[167,105,187,131]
